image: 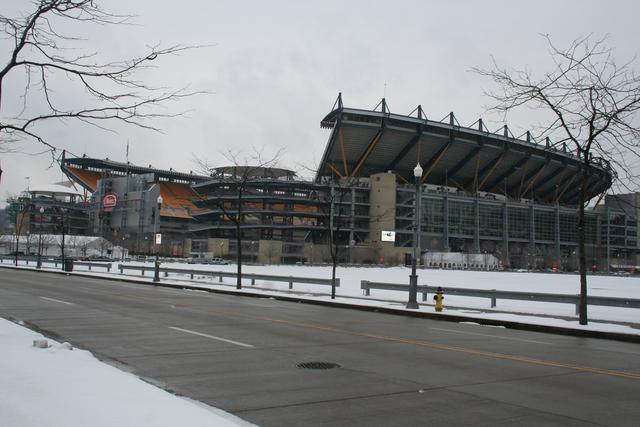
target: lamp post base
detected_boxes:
[406,273,419,309]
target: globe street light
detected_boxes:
[407,163,422,309]
[153,194,163,282]
[37,207,44,269]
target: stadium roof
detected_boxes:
[61,151,208,192]
[60,152,208,220]
[316,94,613,206]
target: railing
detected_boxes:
[360,280,640,313]
[0,256,112,272]
[117,264,339,289]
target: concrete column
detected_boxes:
[183,238,192,258]
[368,172,397,249]
[208,238,229,258]
[259,240,283,264]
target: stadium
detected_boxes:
[51,94,636,270]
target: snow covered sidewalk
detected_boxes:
[0,318,253,427]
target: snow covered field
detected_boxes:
[0,318,253,427]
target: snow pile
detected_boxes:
[0,318,253,427]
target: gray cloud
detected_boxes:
[1,0,639,202]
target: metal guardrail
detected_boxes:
[0,256,112,272]
[117,264,339,289]
[361,280,640,313]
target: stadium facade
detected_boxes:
[55,95,637,270]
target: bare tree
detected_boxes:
[313,177,359,299]
[41,234,56,255]
[473,35,640,325]
[6,195,29,264]
[1,1,202,153]
[193,147,283,289]
[97,236,111,257]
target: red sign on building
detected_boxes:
[102,193,117,212]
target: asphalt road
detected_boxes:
[1,268,640,426]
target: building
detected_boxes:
[8,183,91,238]
[59,95,637,269]
[61,153,207,256]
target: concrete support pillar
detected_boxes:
[368,172,397,252]
[208,238,229,258]
[183,238,192,258]
[259,240,283,264]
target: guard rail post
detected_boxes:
[289,277,293,289]
[361,280,371,296]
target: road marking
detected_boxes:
[168,326,254,348]
[39,296,73,305]
[430,327,552,345]
[203,310,640,381]
[27,280,638,381]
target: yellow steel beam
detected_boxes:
[351,130,383,177]
[421,144,451,184]
[521,164,547,198]
[554,174,577,204]
[477,153,505,191]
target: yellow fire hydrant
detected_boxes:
[433,287,444,312]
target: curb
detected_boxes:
[3,264,639,344]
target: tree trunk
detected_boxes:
[578,166,588,325]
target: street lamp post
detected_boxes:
[60,207,66,271]
[37,207,44,269]
[153,195,163,282]
[407,163,422,309]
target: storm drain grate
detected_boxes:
[296,361,341,370]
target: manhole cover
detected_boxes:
[296,361,341,370]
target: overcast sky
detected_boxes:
[1,0,639,204]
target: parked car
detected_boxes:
[207,257,229,265]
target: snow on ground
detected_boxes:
[116,261,640,330]
[0,318,253,427]
[2,260,639,426]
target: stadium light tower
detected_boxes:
[153,194,163,282]
[407,163,422,309]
